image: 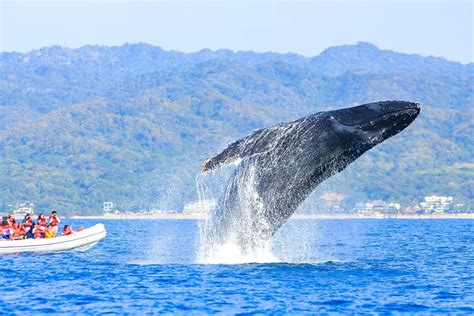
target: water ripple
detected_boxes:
[0,219,472,313]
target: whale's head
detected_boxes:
[292,101,421,188]
[325,101,421,149]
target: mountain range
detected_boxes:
[1,42,472,214]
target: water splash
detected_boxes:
[196,162,281,263]
[196,119,325,263]
[196,163,328,263]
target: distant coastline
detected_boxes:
[68,213,474,220]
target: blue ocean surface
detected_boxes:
[0,219,473,314]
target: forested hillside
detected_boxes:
[1,42,472,214]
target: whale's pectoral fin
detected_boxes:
[201,126,279,172]
[200,138,245,171]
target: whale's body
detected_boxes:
[201,101,420,252]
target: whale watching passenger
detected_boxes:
[1,217,13,239]
[22,213,33,234]
[25,222,35,239]
[37,213,47,226]
[49,211,60,235]
[7,214,15,226]
[37,213,47,236]
[33,222,43,239]
[62,225,73,236]
[44,224,56,238]
[12,222,27,239]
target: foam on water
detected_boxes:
[198,241,279,264]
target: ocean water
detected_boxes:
[0,219,473,314]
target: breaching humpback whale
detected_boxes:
[201,101,420,252]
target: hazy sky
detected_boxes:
[1,0,472,63]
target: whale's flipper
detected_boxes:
[201,124,284,172]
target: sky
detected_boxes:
[0,0,472,64]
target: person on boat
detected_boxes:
[49,211,60,235]
[7,214,15,226]
[37,213,47,233]
[12,223,26,239]
[22,213,33,234]
[62,225,73,236]
[33,223,43,239]
[8,217,23,239]
[37,213,47,225]
[44,224,56,238]
[25,222,35,239]
[1,217,12,240]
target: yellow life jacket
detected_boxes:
[44,230,56,238]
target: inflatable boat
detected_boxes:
[0,223,106,254]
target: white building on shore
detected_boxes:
[357,200,401,215]
[183,199,217,216]
[103,202,115,214]
[420,195,453,213]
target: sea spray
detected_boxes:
[196,124,322,263]
[196,162,282,263]
[195,161,345,264]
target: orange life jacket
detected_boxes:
[13,224,26,238]
[33,227,43,239]
[38,218,47,227]
[62,227,73,236]
[49,215,59,226]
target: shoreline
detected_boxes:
[68,213,474,220]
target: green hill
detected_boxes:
[0,42,472,214]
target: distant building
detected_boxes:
[385,202,401,214]
[13,203,35,217]
[404,205,423,215]
[420,195,453,213]
[357,200,401,215]
[183,200,217,216]
[103,202,114,214]
[371,200,386,213]
[357,201,380,215]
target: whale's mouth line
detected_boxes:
[335,106,420,128]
